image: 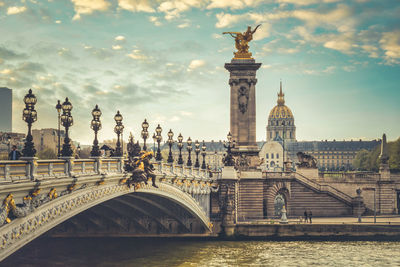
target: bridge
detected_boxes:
[0,157,216,260]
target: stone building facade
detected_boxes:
[32,128,65,153]
[259,82,380,172]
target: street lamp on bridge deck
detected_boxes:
[55,100,62,158]
[167,129,174,164]
[155,124,163,161]
[201,141,207,170]
[177,133,184,165]
[60,98,73,157]
[141,119,149,151]
[114,111,124,157]
[186,137,193,167]
[223,132,236,166]
[90,105,101,157]
[194,140,200,168]
[22,89,37,157]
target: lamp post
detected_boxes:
[201,140,207,170]
[155,124,162,161]
[55,100,62,157]
[152,133,156,154]
[167,129,174,163]
[114,111,124,157]
[186,137,192,167]
[22,89,37,157]
[194,140,200,168]
[177,133,184,165]
[141,119,149,151]
[223,132,235,166]
[90,105,101,157]
[60,97,73,157]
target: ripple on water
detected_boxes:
[3,238,400,267]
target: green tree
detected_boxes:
[37,148,57,159]
[389,138,400,173]
[353,149,371,171]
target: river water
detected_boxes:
[3,237,400,266]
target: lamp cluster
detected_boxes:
[20,89,213,170]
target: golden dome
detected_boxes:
[268,81,294,119]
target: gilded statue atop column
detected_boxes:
[223,25,261,59]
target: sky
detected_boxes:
[0,0,399,145]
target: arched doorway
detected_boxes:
[274,194,286,216]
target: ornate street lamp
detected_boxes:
[223,131,236,166]
[141,119,149,151]
[155,124,162,161]
[55,100,62,157]
[201,140,207,170]
[114,111,124,157]
[152,133,156,153]
[186,137,192,167]
[167,129,174,163]
[22,89,37,157]
[60,97,73,157]
[90,104,102,157]
[177,133,184,165]
[194,140,200,168]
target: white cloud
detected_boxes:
[0,69,12,75]
[71,0,111,20]
[0,2,4,7]
[127,49,148,60]
[115,35,126,41]
[253,24,270,40]
[215,12,246,28]
[55,20,62,24]
[207,0,263,10]
[177,21,190,28]
[7,6,27,15]
[148,16,162,26]
[212,33,223,39]
[187,59,205,71]
[380,31,400,64]
[118,0,155,12]
[112,45,123,50]
[158,0,204,20]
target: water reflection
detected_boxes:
[3,237,400,266]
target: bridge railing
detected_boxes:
[0,158,212,183]
[319,171,381,180]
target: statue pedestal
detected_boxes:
[225,58,261,169]
[297,167,319,179]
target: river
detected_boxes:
[3,237,400,266]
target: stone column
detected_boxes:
[225,59,261,168]
[20,157,38,180]
[218,166,238,236]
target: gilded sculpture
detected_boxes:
[223,25,261,59]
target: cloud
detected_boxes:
[115,35,126,41]
[55,20,62,24]
[127,49,148,60]
[158,0,204,20]
[148,16,162,26]
[112,45,123,50]
[7,6,27,15]
[71,0,111,20]
[0,46,27,60]
[253,24,270,40]
[118,0,155,13]
[187,59,205,71]
[177,20,190,28]
[380,31,400,64]
[207,0,263,10]
[215,12,246,28]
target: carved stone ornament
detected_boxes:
[238,86,249,114]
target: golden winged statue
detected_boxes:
[223,25,261,59]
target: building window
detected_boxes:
[276,153,279,159]
[290,132,292,138]
[271,153,274,159]
[266,153,269,159]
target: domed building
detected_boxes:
[266,81,296,142]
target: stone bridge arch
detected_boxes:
[266,181,291,218]
[0,182,212,261]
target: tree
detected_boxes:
[353,149,371,171]
[37,148,57,159]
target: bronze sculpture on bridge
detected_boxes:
[223,24,261,59]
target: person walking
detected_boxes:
[309,210,313,224]
[304,210,308,223]
[8,145,21,160]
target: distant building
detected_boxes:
[32,128,65,154]
[259,82,380,172]
[0,87,12,132]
